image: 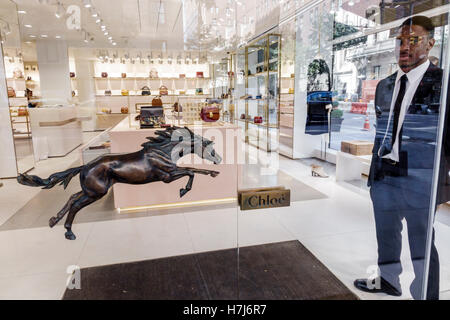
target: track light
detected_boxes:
[55,2,64,19]
[83,0,92,8]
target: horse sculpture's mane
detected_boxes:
[141,126,184,150]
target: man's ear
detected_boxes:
[428,38,436,50]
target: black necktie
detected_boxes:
[391,74,408,148]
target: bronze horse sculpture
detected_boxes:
[17,126,222,240]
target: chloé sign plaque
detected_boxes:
[238,187,291,211]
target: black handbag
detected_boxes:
[141,86,151,96]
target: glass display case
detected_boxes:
[237,33,281,152]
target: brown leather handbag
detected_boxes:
[18,107,28,116]
[104,90,112,96]
[121,73,127,78]
[173,102,182,113]
[159,85,169,96]
[7,87,16,98]
[121,106,129,114]
[70,72,76,78]
[200,106,220,122]
[101,72,108,78]
[152,96,163,107]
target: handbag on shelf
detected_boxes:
[13,68,24,79]
[173,102,182,113]
[179,90,186,95]
[179,74,186,78]
[288,88,295,94]
[195,88,203,95]
[121,89,129,96]
[104,90,112,96]
[101,72,108,78]
[159,85,169,96]
[121,73,127,78]
[152,96,163,107]
[7,87,16,98]
[18,107,28,117]
[200,105,220,122]
[70,72,76,78]
[101,108,112,114]
[196,72,204,78]
[149,68,159,79]
[254,116,263,124]
[141,86,151,96]
[140,106,165,129]
[121,106,129,114]
[72,91,76,97]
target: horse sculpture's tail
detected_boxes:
[17,166,84,190]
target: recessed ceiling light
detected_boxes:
[108,36,112,40]
[29,35,36,38]
[41,34,48,38]
[18,10,27,14]
[112,42,117,46]
[55,35,61,39]
[24,24,32,28]
[83,0,92,8]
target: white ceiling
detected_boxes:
[12,0,185,49]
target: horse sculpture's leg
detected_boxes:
[165,169,195,197]
[49,191,83,227]
[165,167,220,197]
[63,194,99,240]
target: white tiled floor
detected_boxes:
[1,138,450,300]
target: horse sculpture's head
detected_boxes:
[177,126,222,165]
[142,126,222,165]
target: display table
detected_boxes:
[110,116,241,210]
[28,106,82,159]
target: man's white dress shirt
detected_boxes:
[382,59,430,162]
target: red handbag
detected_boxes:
[254,116,263,124]
[200,106,220,122]
[196,72,204,78]
[159,85,169,95]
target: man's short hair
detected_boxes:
[400,15,435,38]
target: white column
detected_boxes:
[35,40,72,104]
[75,57,96,131]
[0,44,18,178]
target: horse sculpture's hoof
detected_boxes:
[210,171,220,177]
[65,231,76,240]
[180,188,188,197]
[49,217,58,228]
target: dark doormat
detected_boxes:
[63,241,358,300]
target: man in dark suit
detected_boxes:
[354,15,449,300]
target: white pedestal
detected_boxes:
[336,151,363,182]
